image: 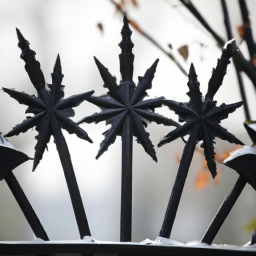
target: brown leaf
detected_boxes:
[175,153,181,164]
[168,44,173,50]
[252,55,256,67]
[178,45,189,60]
[97,23,103,33]
[131,0,138,7]
[129,19,142,33]
[237,22,250,42]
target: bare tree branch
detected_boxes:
[109,0,188,76]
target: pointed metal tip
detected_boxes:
[52,54,63,76]
[94,56,100,64]
[55,53,61,65]
[4,132,10,138]
[189,63,197,76]
[32,164,37,172]
[16,28,30,51]
[123,15,129,25]
[153,59,159,67]
[87,137,93,144]
[16,27,23,38]
[119,15,134,52]
[152,155,158,162]
[157,142,163,148]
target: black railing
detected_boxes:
[1,4,256,255]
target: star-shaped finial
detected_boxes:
[159,61,244,178]
[79,19,178,162]
[3,28,93,238]
[158,39,244,239]
[78,16,178,242]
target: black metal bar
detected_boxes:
[121,116,133,242]
[234,65,251,120]
[238,0,256,60]
[5,172,49,241]
[221,0,251,120]
[159,124,199,238]
[0,242,255,255]
[201,176,246,244]
[51,117,91,238]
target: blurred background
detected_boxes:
[0,0,256,246]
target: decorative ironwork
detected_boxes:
[1,11,256,255]
[158,39,244,239]
[3,29,94,239]
[79,16,179,242]
[201,121,256,244]
[0,133,49,240]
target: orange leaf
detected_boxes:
[237,25,245,38]
[195,169,210,190]
[178,45,189,61]
[237,22,250,42]
[213,168,222,186]
[201,158,208,169]
[219,152,230,162]
[129,19,141,33]
[175,153,181,164]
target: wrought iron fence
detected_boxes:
[1,2,256,255]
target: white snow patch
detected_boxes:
[33,238,45,243]
[223,38,236,50]
[186,241,210,247]
[154,236,184,246]
[243,241,256,248]
[223,146,256,163]
[248,123,256,132]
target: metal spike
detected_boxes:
[16,28,31,55]
[52,54,63,77]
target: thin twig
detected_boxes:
[238,0,256,60]
[179,0,251,120]
[179,0,225,46]
[221,0,251,120]
[109,0,188,76]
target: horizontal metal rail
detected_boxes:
[0,241,255,255]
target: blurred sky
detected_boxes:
[0,0,256,245]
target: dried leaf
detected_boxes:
[176,153,181,164]
[178,45,189,61]
[131,0,138,7]
[213,168,222,186]
[195,169,210,190]
[168,44,173,50]
[237,23,250,42]
[129,19,142,33]
[97,23,103,33]
[252,55,256,67]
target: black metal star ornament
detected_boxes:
[78,16,179,242]
[158,39,244,239]
[3,29,94,239]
